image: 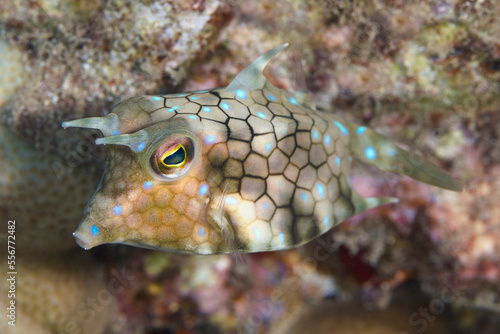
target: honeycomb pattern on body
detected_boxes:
[79,81,361,254]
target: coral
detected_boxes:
[0,0,232,163]
[0,252,110,334]
[0,124,99,254]
[0,40,25,108]
[0,123,112,334]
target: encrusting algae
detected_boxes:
[63,44,462,254]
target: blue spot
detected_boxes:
[198,183,209,196]
[178,94,187,97]
[188,115,197,120]
[142,181,154,190]
[365,146,377,160]
[334,121,348,135]
[268,94,276,101]
[91,225,100,237]
[190,96,199,100]
[288,97,299,105]
[112,130,120,136]
[253,227,261,241]
[389,149,396,156]
[221,102,230,110]
[137,142,147,152]
[301,192,307,202]
[263,202,269,210]
[197,90,208,93]
[113,205,123,216]
[335,156,341,166]
[198,226,206,237]
[235,89,247,99]
[313,130,319,140]
[322,215,329,227]
[204,134,218,145]
[279,231,284,243]
[324,134,331,146]
[357,126,367,135]
[225,196,238,206]
[257,112,267,119]
[167,106,180,113]
[317,183,325,198]
[202,106,212,113]
[265,142,273,153]
[152,96,162,101]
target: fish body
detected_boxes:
[63,44,462,254]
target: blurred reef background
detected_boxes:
[1,0,500,333]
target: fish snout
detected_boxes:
[72,214,103,250]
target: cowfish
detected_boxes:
[62,44,463,254]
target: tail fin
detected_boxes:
[347,123,463,192]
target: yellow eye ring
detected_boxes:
[160,144,186,169]
[148,136,196,181]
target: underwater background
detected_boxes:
[1,0,500,333]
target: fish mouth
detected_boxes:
[73,230,92,250]
[72,213,100,250]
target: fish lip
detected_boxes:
[73,230,93,250]
[72,213,97,250]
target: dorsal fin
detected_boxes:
[224,43,289,94]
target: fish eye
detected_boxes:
[160,144,186,168]
[149,137,195,180]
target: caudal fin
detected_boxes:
[347,123,464,192]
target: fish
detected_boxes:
[62,43,463,254]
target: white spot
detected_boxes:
[253,227,261,241]
[317,183,325,198]
[91,225,100,236]
[334,121,348,135]
[137,142,147,152]
[324,134,331,146]
[113,205,123,216]
[235,89,247,99]
[312,130,319,140]
[357,126,367,135]
[198,183,209,196]
[167,106,180,113]
[142,181,154,190]
[225,196,239,206]
[365,146,377,160]
[204,134,218,145]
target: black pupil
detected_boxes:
[163,146,186,166]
